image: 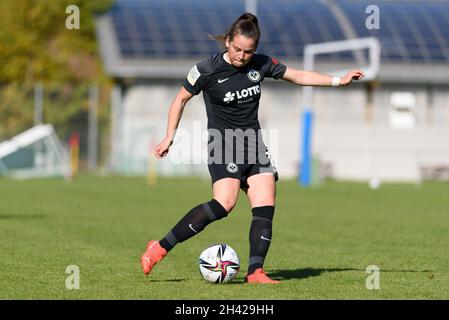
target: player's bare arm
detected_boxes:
[154,87,193,159]
[282,67,365,86]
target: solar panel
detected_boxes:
[336,0,449,64]
[107,0,449,64]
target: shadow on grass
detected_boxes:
[0,214,47,220]
[268,267,359,281]
[145,267,433,284]
[146,279,187,283]
[268,267,434,281]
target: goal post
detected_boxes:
[0,124,70,179]
[300,37,381,186]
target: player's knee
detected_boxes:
[205,198,230,220]
[251,199,276,208]
[249,193,276,208]
[213,198,236,214]
[221,201,236,213]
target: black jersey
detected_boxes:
[183,52,287,132]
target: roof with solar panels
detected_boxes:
[95,0,449,83]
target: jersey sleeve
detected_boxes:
[262,55,287,80]
[183,60,210,95]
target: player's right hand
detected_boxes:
[154,138,173,159]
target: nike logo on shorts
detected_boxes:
[260,236,271,242]
[218,78,230,83]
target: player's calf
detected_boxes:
[159,199,229,252]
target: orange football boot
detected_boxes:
[140,240,167,275]
[244,268,280,284]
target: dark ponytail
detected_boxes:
[209,12,260,47]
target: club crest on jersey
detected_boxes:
[247,69,261,82]
[226,162,238,173]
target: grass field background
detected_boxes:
[0,175,448,299]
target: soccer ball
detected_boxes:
[198,244,240,283]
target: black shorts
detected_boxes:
[206,129,278,189]
[208,157,279,190]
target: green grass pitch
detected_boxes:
[0,175,448,299]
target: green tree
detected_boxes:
[0,0,115,167]
[0,0,113,84]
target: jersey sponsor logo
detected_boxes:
[226,162,238,174]
[187,65,201,85]
[218,77,230,84]
[223,85,260,103]
[223,92,236,103]
[236,84,260,99]
[247,69,261,82]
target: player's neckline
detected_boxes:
[221,52,251,70]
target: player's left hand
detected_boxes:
[340,70,365,86]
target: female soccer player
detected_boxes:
[141,13,364,283]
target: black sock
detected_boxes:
[159,199,228,252]
[248,206,274,275]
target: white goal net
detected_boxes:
[0,124,69,179]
